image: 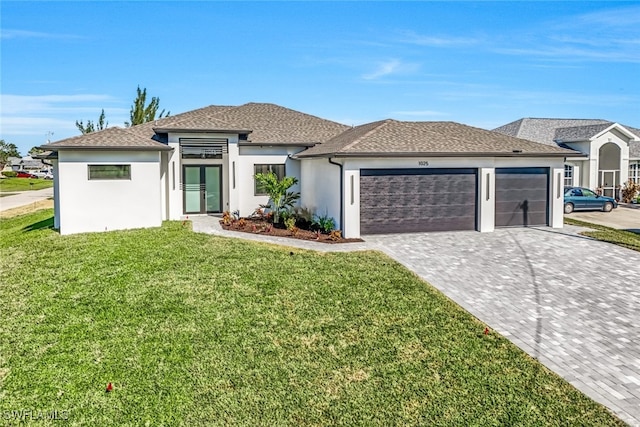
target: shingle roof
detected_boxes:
[493,118,611,146]
[40,127,172,151]
[298,120,578,158]
[153,103,350,144]
[554,123,613,142]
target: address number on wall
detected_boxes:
[418,161,429,167]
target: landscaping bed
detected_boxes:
[220,217,364,244]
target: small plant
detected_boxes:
[221,211,233,226]
[284,217,296,231]
[1,171,17,177]
[290,226,299,236]
[237,218,247,229]
[329,230,342,241]
[312,213,336,234]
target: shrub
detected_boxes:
[622,179,640,203]
[237,218,247,229]
[312,213,336,234]
[329,230,342,241]
[1,171,17,177]
[284,217,296,231]
[291,206,314,229]
[221,211,233,226]
[254,172,300,224]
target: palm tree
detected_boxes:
[254,172,300,224]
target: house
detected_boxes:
[3,156,49,172]
[39,103,578,237]
[494,119,640,198]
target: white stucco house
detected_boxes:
[494,119,640,198]
[40,103,580,237]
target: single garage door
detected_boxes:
[495,167,549,227]
[360,168,477,234]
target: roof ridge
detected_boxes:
[340,119,391,152]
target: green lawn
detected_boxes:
[0,210,624,426]
[565,217,640,252]
[0,177,54,192]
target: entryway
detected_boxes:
[183,165,222,214]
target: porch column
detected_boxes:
[477,168,495,232]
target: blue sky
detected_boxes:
[1,1,639,155]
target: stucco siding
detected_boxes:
[301,158,341,230]
[57,150,162,235]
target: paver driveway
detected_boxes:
[366,226,640,427]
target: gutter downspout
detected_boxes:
[327,157,344,233]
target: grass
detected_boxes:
[565,217,640,252]
[0,210,624,426]
[0,177,54,192]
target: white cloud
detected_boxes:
[362,59,419,80]
[0,29,82,40]
[399,32,480,47]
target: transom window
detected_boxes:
[564,165,573,187]
[180,138,228,159]
[88,164,131,180]
[254,164,285,195]
[629,162,640,184]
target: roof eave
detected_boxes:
[296,151,582,159]
[153,127,253,134]
[38,145,174,152]
[239,141,318,147]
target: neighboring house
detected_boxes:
[494,119,640,198]
[3,156,49,172]
[39,102,577,237]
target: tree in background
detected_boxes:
[0,140,21,169]
[28,146,45,156]
[75,109,108,134]
[125,86,169,127]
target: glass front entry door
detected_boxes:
[183,165,222,214]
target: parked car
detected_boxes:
[43,172,53,180]
[564,187,618,213]
[16,171,38,179]
[31,170,49,178]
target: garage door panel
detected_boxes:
[495,169,548,227]
[360,170,477,234]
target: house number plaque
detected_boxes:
[418,161,429,166]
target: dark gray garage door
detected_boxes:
[495,167,549,227]
[360,168,477,234]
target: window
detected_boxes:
[88,165,131,180]
[180,138,228,159]
[564,165,573,187]
[630,162,640,184]
[254,164,285,195]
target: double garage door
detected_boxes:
[360,167,548,234]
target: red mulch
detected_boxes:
[219,218,364,244]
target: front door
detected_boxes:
[183,165,222,214]
[598,170,619,198]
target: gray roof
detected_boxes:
[494,118,640,145]
[493,118,640,160]
[298,120,578,158]
[40,126,172,151]
[154,102,350,144]
[42,103,350,151]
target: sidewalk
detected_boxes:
[0,188,54,212]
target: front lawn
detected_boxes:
[565,217,640,252]
[0,211,624,426]
[0,177,53,192]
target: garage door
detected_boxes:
[360,168,477,234]
[495,168,549,227]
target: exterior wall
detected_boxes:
[303,156,565,238]
[52,159,60,229]
[300,158,341,230]
[57,150,163,235]
[236,146,305,217]
[590,130,630,187]
[163,134,307,219]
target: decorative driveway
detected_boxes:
[366,226,640,427]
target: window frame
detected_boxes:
[88,164,131,180]
[564,165,573,187]
[629,162,640,184]
[254,164,286,196]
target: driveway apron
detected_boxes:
[366,226,640,426]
